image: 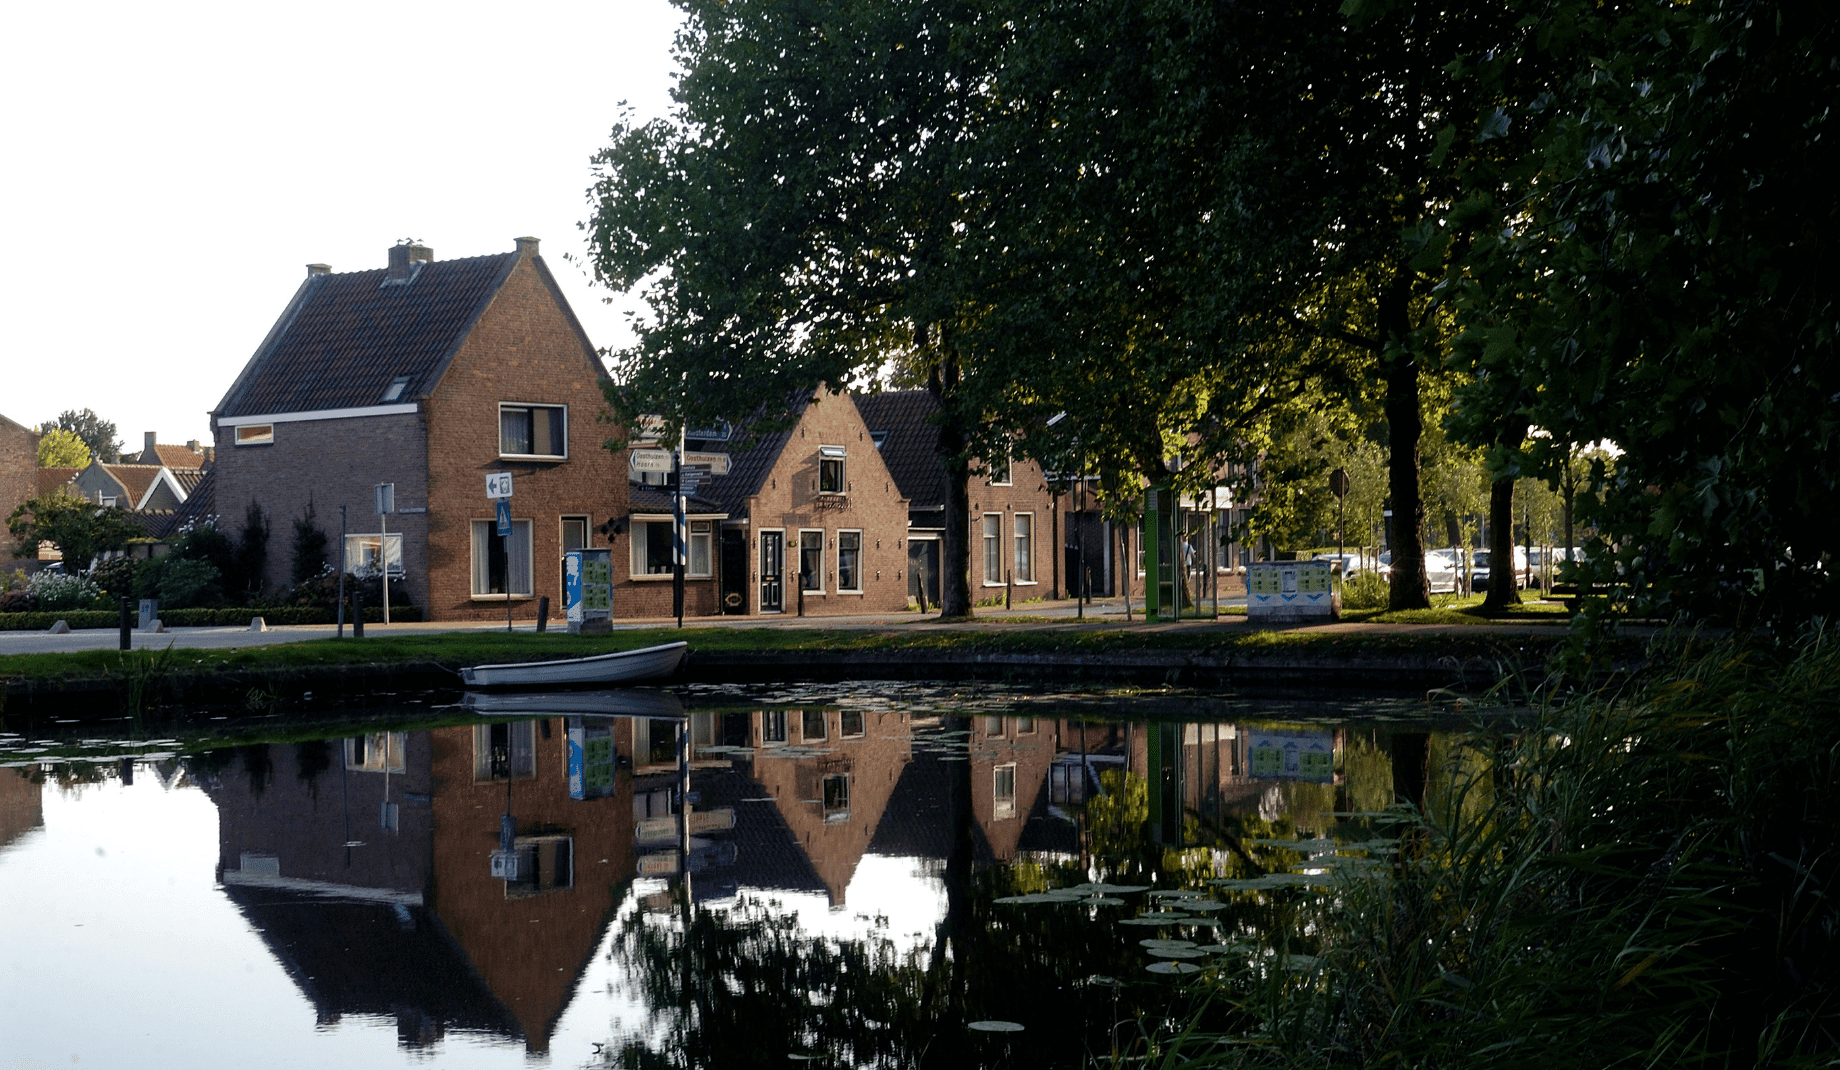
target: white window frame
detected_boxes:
[761,709,788,744]
[994,763,1017,819]
[981,513,1003,585]
[344,532,404,577]
[1012,512,1034,584]
[628,519,713,579]
[818,445,846,494]
[235,424,273,446]
[987,449,1011,487]
[798,529,825,593]
[840,709,865,738]
[800,709,827,741]
[345,732,406,773]
[471,518,534,598]
[836,529,862,592]
[498,402,568,460]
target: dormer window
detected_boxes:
[819,446,846,494]
[381,376,411,402]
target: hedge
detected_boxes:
[0,604,423,631]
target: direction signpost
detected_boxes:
[487,473,514,632]
[375,483,395,625]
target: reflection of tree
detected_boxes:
[600,722,1251,1068]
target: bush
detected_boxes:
[1340,571,1390,610]
[28,570,102,611]
[0,588,36,613]
[89,557,137,599]
[155,557,223,609]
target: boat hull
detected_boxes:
[459,641,687,689]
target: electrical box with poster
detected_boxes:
[564,548,613,634]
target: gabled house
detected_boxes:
[211,238,626,620]
[674,389,911,616]
[854,390,1059,607]
[126,432,212,471]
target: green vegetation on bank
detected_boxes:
[0,620,1619,695]
[1166,630,1840,1067]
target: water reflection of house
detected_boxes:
[615,706,915,906]
[0,768,44,853]
[197,722,639,1055]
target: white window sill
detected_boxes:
[470,594,536,601]
[630,573,713,582]
[498,453,569,462]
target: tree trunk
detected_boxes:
[1380,274,1431,610]
[930,352,974,618]
[1483,475,1521,609]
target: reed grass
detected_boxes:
[1166,628,1840,1068]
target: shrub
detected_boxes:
[155,557,223,609]
[1340,571,1390,610]
[0,588,36,613]
[28,570,101,611]
[89,557,137,599]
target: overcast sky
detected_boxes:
[1,0,684,453]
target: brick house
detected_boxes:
[0,414,36,561]
[854,390,1058,608]
[211,238,626,621]
[653,389,910,617]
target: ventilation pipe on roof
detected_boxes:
[306,263,332,276]
[515,236,540,258]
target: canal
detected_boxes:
[0,681,1500,1069]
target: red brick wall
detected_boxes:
[0,416,37,562]
[422,254,627,622]
[966,456,1059,600]
[736,390,911,616]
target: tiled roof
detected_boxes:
[36,467,78,497]
[695,396,810,516]
[172,468,206,497]
[98,463,162,505]
[215,253,517,418]
[852,390,949,510]
[164,468,217,536]
[150,443,208,470]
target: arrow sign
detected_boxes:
[629,449,674,474]
[485,472,514,499]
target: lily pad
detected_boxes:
[1146,962,1203,975]
[1119,917,1182,927]
[1196,943,1254,955]
[1147,947,1208,959]
[1137,910,1193,919]
[1078,896,1127,907]
[968,1020,1026,1033]
[1069,882,1150,894]
[1139,939,1197,949]
[1179,901,1226,912]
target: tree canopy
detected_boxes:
[37,409,121,465]
[35,428,91,469]
[7,495,142,573]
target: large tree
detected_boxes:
[1449,0,1839,626]
[7,496,142,573]
[37,409,122,464]
[35,428,91,469]
[587,0,1016,617]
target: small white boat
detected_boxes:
[461,688,685,719]
[459,641,687,689]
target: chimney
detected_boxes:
[515,236,540,259]
[144,432,157,461]
[186,439,199,452]
[386,241,434,279]
[306,263,332,276]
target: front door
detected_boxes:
[759,531,784,613]
[720,529,748,614]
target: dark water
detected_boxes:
[0,682,1494,1069]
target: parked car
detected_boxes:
[1378,550,1459,593]
[1470,547,1530,592]
[1527,546,1585,589]
[1315,551,1381,579]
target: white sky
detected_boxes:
[1,0,686,451]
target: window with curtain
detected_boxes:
[471,519,533,597]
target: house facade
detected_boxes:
[0,414,36,562]
[854,390,1059,608]
[652,389,911,618]
[211,238,626,621]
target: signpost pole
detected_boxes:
[673,431,685,629]
[380,499,391,627]
[337,505,347,638]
